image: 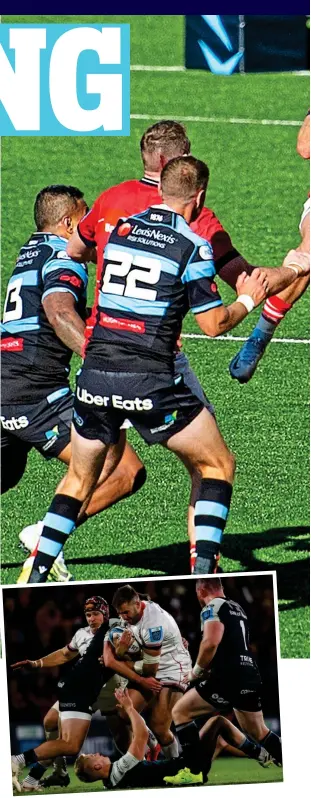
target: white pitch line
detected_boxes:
[131,65,310,77]
[181,333,310,344]
[131,113,302,127]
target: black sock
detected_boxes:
[23,749,39,767]
[239,737,262,759]
[175,722,203,774]
[27,763,47,780]
[29,495,82,582]
[195,479,233,569]
[260,731,282,764]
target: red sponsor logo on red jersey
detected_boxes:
[60,274,82,288]
[99,313,145,334]
[118,222,132,237]
[0,337,24,351]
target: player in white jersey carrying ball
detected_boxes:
[106,585,192,760]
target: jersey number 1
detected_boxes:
[102,251,161,302]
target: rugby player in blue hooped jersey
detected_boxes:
[18,155,309,584]
[1,185,147,581]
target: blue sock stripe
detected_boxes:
[43,512,75,536]
[38,536,63,558]
[195,500,229,520]
[195,526,223,544]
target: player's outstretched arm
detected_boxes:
[42,292,86,356]
[115,688,149,761]
[185,620,224,683]
[11,645,78,671]
[196,269,268,338]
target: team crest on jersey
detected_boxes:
[202,607,214,623]
[148,626,163,643]
[118,222,132,237]
[199,245,212,260]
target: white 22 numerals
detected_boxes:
[102,251,161,302]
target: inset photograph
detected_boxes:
[3,572,282,793]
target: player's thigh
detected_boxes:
[150,687,182,730]
[65,424,109,490]
[0,428,30,493]
[60,717,90,748]
[172,686,217,723]
[233,709,267,740]
[164,407,233,472]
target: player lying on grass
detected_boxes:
[66,118,309,572]
[12,596,143,792]
[74,687,273,788]
[11,598,162,793]
[230,109,310,382]
[168,577,282,785]
[104,585,191,760]
[18,156,310,583]
[0,184,147,581]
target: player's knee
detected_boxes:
[44,712,57,733]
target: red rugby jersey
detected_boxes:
[78,177,237,293]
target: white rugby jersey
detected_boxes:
[132,601,191,685]
[67,625,94,657]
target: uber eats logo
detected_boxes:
[0,24,130,135]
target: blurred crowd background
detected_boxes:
[3,575,281,750]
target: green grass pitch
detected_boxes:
[14,760,283,793]
[1,16,310,658]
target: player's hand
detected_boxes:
[115,687,133,712]
[118,629,133,650]
[11,659,39,671]
[237,268,268,306]
[283,249,310,276]
[98,655,105,666]
[141,676,162,693]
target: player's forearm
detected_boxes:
[35,649,70,668]
[126,707,149,758]
[196,640,218,671]
[263,265,299,296]
[51,310,86,356]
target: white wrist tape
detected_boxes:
[236,294,255,313]
[133,660,144,673]
[143,652,160,665]
[34,659,43,668]
[193,663,205,678]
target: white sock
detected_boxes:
[162,737,179,759]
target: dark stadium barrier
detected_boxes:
[185,15,309,73]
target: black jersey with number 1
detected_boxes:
[200,597,260,682]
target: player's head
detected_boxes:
[84,595,109,632]
[34,184,87,238]
[140,120,190,174]
[196,577,224,606]
[160,155,209,221]
[74,752,110,783]
[112,584,144,624]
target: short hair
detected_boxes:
[140,120,190,169]
[196,577,223,593]
[34,184,84,231]
[74,755,94,784]
[160,155,209,203]
[112,584,139,610]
